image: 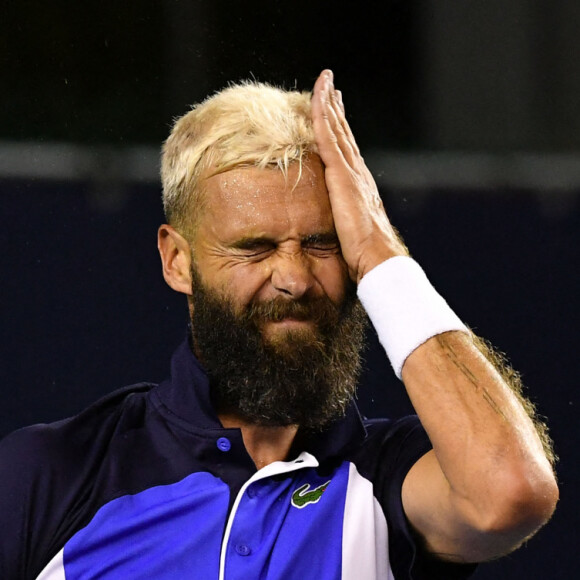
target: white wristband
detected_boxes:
[357,256,468,380]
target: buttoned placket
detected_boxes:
[217,452,318,580]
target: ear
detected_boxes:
[157,224,193,295]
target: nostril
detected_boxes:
[270,254,315,299]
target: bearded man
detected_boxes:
[0,70,558,579]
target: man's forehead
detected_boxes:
[205,159,322,191]
[195,161,334,242]
[201,161,329,212]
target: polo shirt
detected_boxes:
[0,338,475,579]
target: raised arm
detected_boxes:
[311,69,558,563]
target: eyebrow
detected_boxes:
[300,232,340,246]
[300,232,338,246]
[230,237,276,250]
[230,232,339,250]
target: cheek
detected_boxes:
[313,257,350,305]
[221,264,271,306]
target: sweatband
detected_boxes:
[357,256,468,380]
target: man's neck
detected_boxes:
[219,413,299,470]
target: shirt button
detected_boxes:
[217,437,231,452]
[235,544,251,556]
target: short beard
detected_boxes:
[190,267,367,432]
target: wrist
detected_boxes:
[355,243,409,284]
[357,257,468,379]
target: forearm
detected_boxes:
[359,258,558,560]
[403,330,556,518]
[358,257,555,482]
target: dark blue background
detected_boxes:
[1,178,577,578]
[2,1,579,576]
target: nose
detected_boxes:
[270,252,314,299]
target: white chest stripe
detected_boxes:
[218,451,320,580]
[342,462,394,580]
[35,548,65,580]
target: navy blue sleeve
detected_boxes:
[0,383,155,580]
[356,415,477,580]
[0,423,71,579]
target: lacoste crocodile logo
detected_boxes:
[291,481,331,509]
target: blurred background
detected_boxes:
[1,1,578,577]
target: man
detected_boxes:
[0,70,557,579]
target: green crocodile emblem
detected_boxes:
[291,481,331,509]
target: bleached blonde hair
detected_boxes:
[161,81,318,238]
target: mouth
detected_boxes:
[260,317,317,339]
[266,317,313,328]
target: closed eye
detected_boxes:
[229,234,341,258]
[302,233,341,255]
[230,238,276,257]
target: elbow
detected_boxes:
[497,463,558,530]
[527,470,559,526]
[474,464,559,557]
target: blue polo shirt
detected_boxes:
[0,339,475,579]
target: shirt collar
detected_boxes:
[154,336,368,461]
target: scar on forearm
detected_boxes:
[436,335,507,420]
[435,335,478,386]
[482,389,507,419]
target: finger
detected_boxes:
[323,92,359,168]
[313,71,362,171]
[312,70,348,165]
[335,90,344,112]
[328,85,361,159]
[322,79,363,168]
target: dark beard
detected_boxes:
[190,267,367,432]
